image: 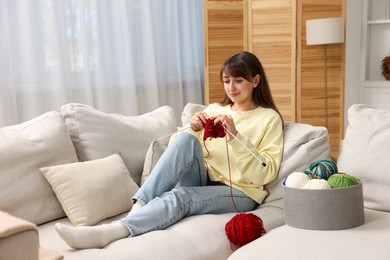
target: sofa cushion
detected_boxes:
[181,102,207,126]
[38,200,284,260]
[264,123,332,203]
[61,103,177,186]
[337,104,390,212]
[0,112,78,225]
[141,140,168,186]
[40,154,139,226]
[228,209,390,260]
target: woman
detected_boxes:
[55,51,284,249]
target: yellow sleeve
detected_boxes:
[229,113,283,187]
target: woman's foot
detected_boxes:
[55,222,130,249]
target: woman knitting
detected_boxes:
[55,51,284,249]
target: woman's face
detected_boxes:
[222,72,260,107]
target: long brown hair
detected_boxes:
[219,51,282,119]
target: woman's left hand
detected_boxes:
[213,114,237,142]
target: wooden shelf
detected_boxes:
[360,0,390,110]
[363,80,390,87]
[367,19,390,24]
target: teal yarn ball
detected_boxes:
[327,173,359,188]
[304,159,337,180]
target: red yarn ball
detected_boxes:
[225,213,266,247]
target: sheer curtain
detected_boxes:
[0,0,204,127]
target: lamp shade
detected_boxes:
[306,17,344,45]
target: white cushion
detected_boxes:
[38,200,285,260]
[61,103,178,186]
[141,140,168,186]
[181,103,206,126]
[337,104,390,212]
[0,112,78,225]
[40,154,139,226]
[228,209,390,260]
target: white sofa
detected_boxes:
[229,104,390,260]
[1,102,387,260]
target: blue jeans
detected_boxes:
[118,133,257,236]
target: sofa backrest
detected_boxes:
[337,104,390,212]
[0,104,178,225]
[0,111,78,225]
[61,103,178,186]
[0,102,332,225]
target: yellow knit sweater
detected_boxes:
[175,103,283,204]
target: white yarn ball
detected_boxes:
[285,172,310,189]
[303,179,331,190]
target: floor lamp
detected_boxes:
[306,17,344,128]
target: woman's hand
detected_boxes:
[213,114,237,142]
[190,111,209,132]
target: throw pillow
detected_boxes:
[337,104,390,212]
[0,111,78,225]
[181,103,206,126]
[40,154,139,226]
[140,140,168,186]
[61,103,178,186]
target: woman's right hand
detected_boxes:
[190,111,209,132]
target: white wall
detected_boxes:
[345,0,364,130]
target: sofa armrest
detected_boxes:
[0,210,39,260]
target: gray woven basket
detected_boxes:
[283,182,364,230]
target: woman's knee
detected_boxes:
[172,133,200,149]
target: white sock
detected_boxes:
[55,222,130,249]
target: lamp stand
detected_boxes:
[324,44,328,128]
[306,17,344,130]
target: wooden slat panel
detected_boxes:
[249,0,297,123]
[299,0,345,158]
[203,0,345,158]
[203,0,245,104]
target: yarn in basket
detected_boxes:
[304,159,337,180]
[284,172,310,188]
[303,179,331,189]
[327,173,359,188]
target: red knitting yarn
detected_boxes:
[202,117,266,249]
[225,213,266,248]
[203,118,226,141]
